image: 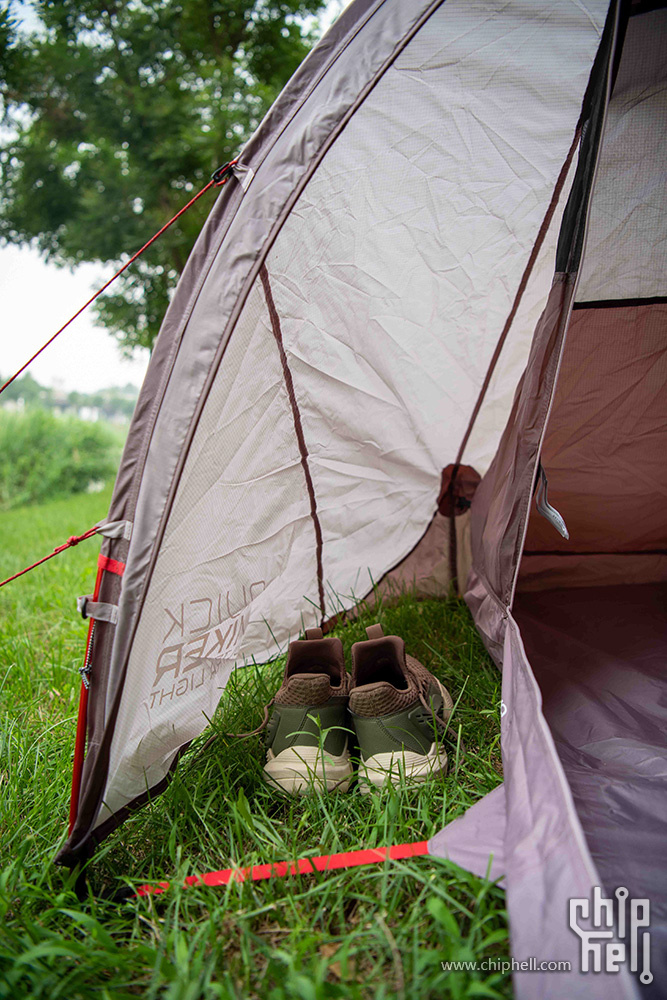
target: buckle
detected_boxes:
[211,159,238,186]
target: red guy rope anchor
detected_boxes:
[136,840,430,897]
[0,161,237,396]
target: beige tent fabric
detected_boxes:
[100,278,322,823]
[87,0,608,838]
[265,0,600,603]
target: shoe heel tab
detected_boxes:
[365,624,384,640]
[305,627,323,639]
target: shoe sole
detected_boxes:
[357,677,451,793]
[357,740,448,793]
[263,746,353,794]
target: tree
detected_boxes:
[0,0,326,353]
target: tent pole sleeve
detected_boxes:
[68,564,103,835]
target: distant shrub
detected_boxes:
[0,410,117,509]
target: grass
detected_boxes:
[0,488,509,999]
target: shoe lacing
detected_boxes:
[416,685,452,732]
[415,677,466,758]
[228,695,275,739]
[406,661,457,737]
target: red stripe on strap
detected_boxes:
[136,840,429,896]
[98,554,125,576]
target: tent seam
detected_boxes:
[453,125,583,471]
[259,264,326,623]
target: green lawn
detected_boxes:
[0,488,509,999]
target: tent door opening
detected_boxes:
[513,5,667,986]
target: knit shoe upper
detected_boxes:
[263,627,353,793]
[349,624,453,788]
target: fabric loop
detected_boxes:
[77,595,119,625]
[96,519,133,541]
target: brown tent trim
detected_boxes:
[523,548,667,556]
[573,295,667,309]
[72,744,191,869]
[630,0,667,15]
[454,127,582,473]
[260,264,326,622]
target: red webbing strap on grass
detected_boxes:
[0,161,237,396]
[0,526,99,588]
[136,840,430,896]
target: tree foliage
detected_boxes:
[0,408,117,508]
[1,370,138,419]
[0,0,326,352]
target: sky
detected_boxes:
[0,246,151,392]
[1,0,347,394]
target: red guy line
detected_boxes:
[0,526,99,589]
[1,164,235,396]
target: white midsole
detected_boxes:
[263,745,353,794]
[358,741,448,793]
[357,674,451,792]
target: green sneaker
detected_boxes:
[349,624,454,793]
[262,627,353,794]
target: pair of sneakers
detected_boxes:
[262,624,454,794]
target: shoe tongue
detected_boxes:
[349,679,415,718]
[280,672,331,706]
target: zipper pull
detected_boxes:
[535,463,569,540]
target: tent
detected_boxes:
[57,0,666,996]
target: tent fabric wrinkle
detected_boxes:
[62,0,448,858]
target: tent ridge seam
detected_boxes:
[259,263,326,623]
